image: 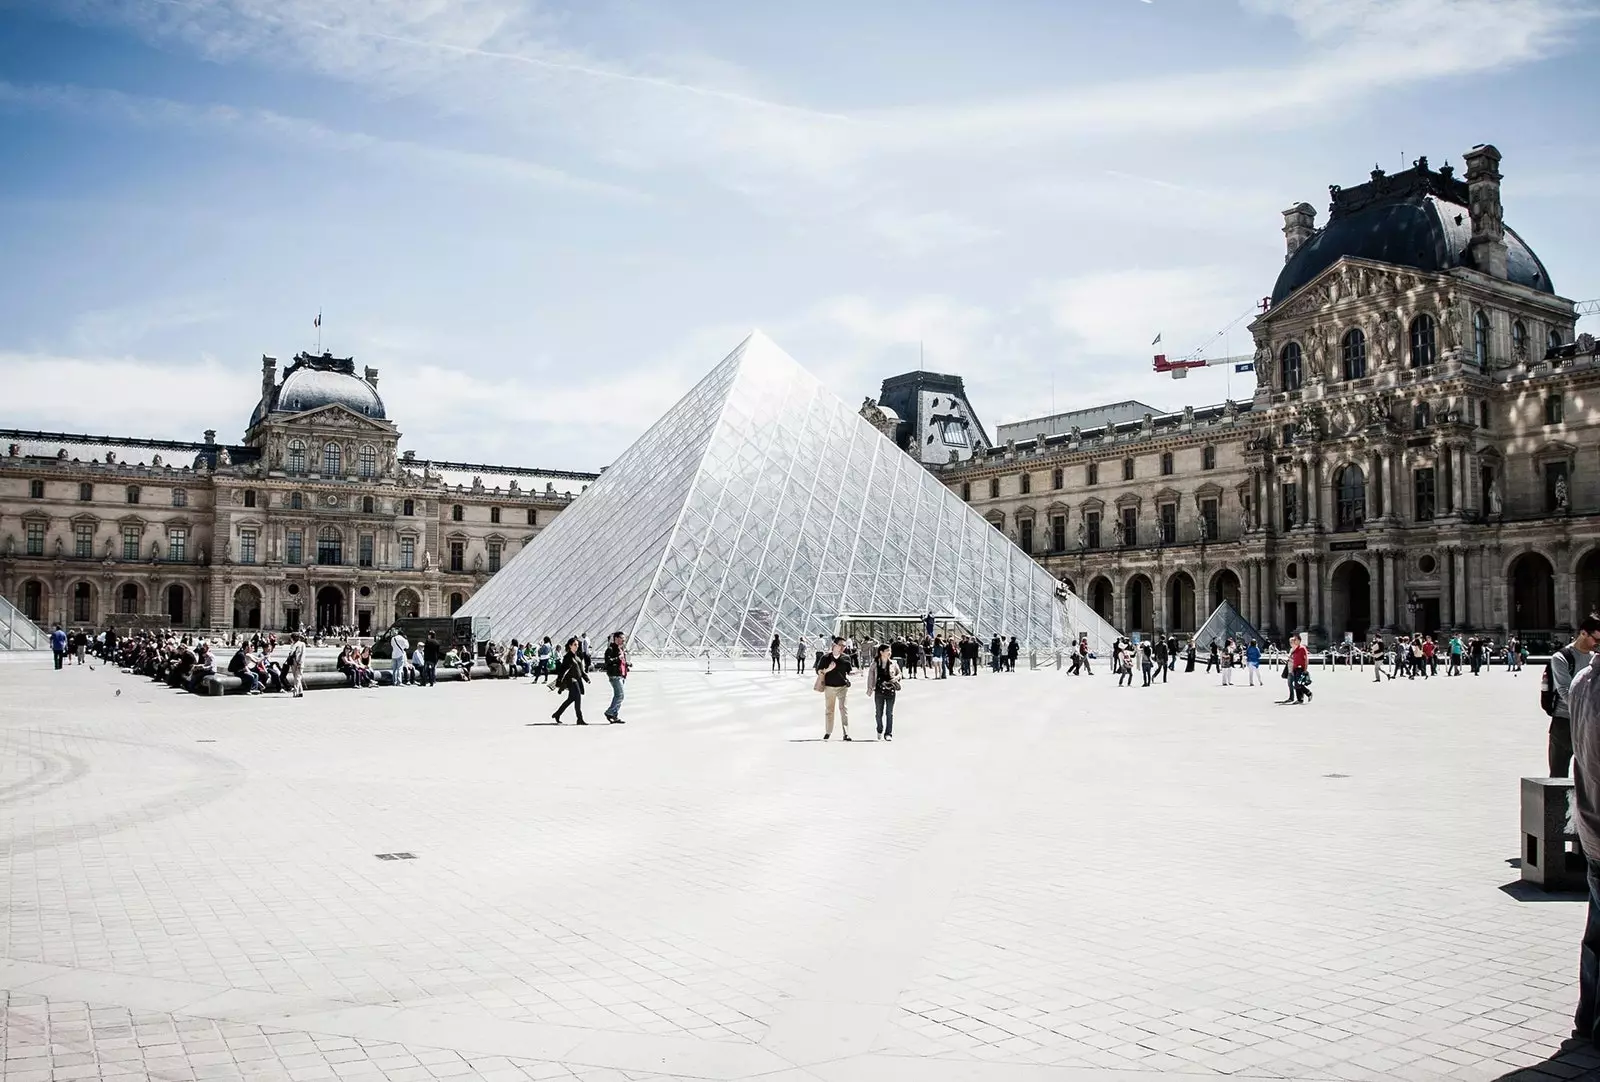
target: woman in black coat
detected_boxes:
[552,637,590,724]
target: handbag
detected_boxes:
[813,670,826,693]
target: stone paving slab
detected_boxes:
[2,658,1599,1079]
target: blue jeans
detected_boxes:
[607,675,625,718]
[1577,857,1600,1041]
[874,691,895,737]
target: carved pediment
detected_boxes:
[278,404,394,433]
[1260,257,1435,325]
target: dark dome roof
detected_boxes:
[249,353,386,428]
[1271,163,1553,305]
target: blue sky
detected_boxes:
[1,0,1596,471]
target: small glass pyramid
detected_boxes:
[460,332,1119,657]
[1191,600,1265,650]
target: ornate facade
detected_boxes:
[917,145,1598,648]
[1,352,596,634]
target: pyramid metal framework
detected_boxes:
[0,595,46,652]
[460,332,1120,658]
[1191,600,1264,650]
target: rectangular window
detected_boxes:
[1159,503,1176,544]
[1281,483,1298,532]
[1546,394,1565,426]
[1201,498,1219,542]
[960,482,971,501]
[317,532,341,566]
[172,489,187,507]
[488,541,503,572]
[79,483,92,501]
[123,526,140,561]
[1019,519,1034,555]
[1051,468,1063,490]
[988,478,1000,499]
[1086,511,1101,550]
[238,529,256,565]
[286,530,303,566]
[490,506,501,524]
[1019,474,1031,495]
[168,528,187,563]
[400,536,415,570]
[75,523,93,558]
[243,489,256,508]
[359,534,374,568]
[1160,452,1173,476]
[288,444,305,474]
[1086,463,1098,486]
[1123,458,1135,481]
[1051,515,1066,552]
[29,479,44,499]
[1121,507,1137,547]
[126,486,140,505]
[1414,468,1436,522]
[1202,446,1216,470]
[450,541,465,572]
[526,507,537,526]
[25,521,45,556]
[1546,461,1570,514]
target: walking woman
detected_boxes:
[770,633,782,672]
[867,642,903,741]
[552,637,590,724]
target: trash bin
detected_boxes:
[1522,776,1586,891]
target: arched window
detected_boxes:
[1550,327,1565,351]
[72,582,92,623]
[290,492,303,510]
[358,445,377,479]
[1472,309,1489,370]
[1335,465,1366,532]
[1414,401,1432,430]
[1410,314,1436,368]
[1512,320,1528,358]
[22,581,45,621]
[323,442,342,477]
[449,591,465,614]
[451,504,464,522]
[118,583,139,615]
[287,440,306,474]
[1280,342,1303,391]
[317,526,342,566]
[1341,328,1366,381]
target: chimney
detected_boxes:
[364,366,380,389]
[1282,203,1317,260]
[1463,144,1507,279]
[203,429,217,445]
[261,355,277,401]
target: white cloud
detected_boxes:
[0,352,259,441]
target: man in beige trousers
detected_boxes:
[815,636,854,741]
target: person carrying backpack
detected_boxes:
[1544,618,1600,777]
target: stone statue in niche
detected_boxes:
[1254,343,1271,387]
[1366,398,1389,427]
[1556,476,1569,511]
[1377,312,1400,366]
[104,537,114,558]
[1488,479,1502,516]
[150,540,162,561]
[1076,521,1087,549]
[54,536,63,557]
[1443,294,1468,350]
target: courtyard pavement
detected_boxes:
[2,656,1598,1081]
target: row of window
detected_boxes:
[1279,315,1566,391]
[27,481,544,528]
[963,448,1219,501]
[27,480,189,506]
[274,529,502,573]
[1006,498,1225,554]
[24,523,188,561]
[284,441,379,479]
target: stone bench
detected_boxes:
[199,664,492,696]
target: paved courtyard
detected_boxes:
[2,656,1597,1081]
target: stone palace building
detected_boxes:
[0,352,596,635]
[883,145,1598,648]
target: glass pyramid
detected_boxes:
[460,332,1120,658]
[1191,600,1264,650]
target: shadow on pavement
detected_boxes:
[1499,880,1588,903]
[1494,1039,1600,1080]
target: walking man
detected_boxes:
[390,627,410,687]
[50,625,67,670]
[1154,638,1169,683]
[1246,639,1262,685]
[603,631,629,724]
[1547,618,1600,777]
[816,636,854,741]
[1561,647,1600,1044]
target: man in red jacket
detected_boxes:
[1282,634,1312,705]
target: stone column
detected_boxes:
[1264,557,1278,635]
[1461,446,1479,517]
[1389,450,1404,523]
[1300,557,1311,630]
[1556,569,1575,630]
[1385,551,1400,631]
[1313,458,1328,530]
[1298,461,1309,530]
[1450,443,1467,516]
[1312,555,1325,634]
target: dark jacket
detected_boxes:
[423,639,441,665]
[603,642,628,678]
[558,651,589,689]
[815,652,852,687]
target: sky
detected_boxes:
[1,0,1597,472]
